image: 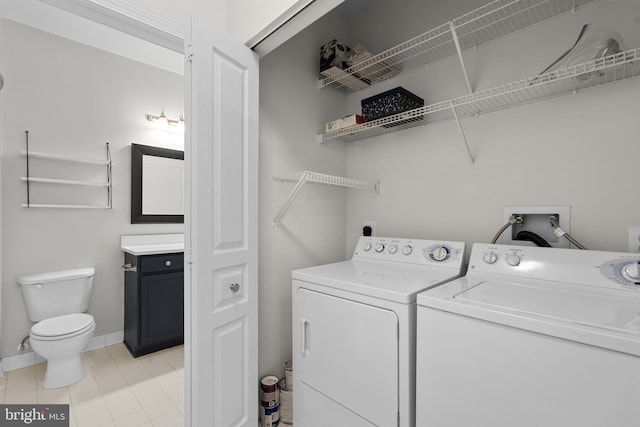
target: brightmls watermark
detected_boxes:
[0,405,68,426]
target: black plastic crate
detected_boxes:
[361,87,424,126]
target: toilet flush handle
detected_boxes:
[121,263,137,272]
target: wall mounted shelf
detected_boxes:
[273,170,380,227]
[319,0,597,93]
[318,47,640,158]
[21,132,113,209]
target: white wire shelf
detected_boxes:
[20,150,112,165]
[20,203,112,209]
[22,134,113,209]
[21,177,111,187]
[319,0,597,92]
[318,47,640,143]
[273,170,380,227]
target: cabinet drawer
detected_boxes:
[138,253,184,273]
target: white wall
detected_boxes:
[115,0,325,48]
[107,0,227,33]
[258,11,350,378]
[0,13,4,374]
[343,0,640,254]
[0,20,183,358]
[228,0,310,44]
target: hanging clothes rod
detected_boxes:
[272,170,380,228]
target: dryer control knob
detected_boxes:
[402,245,413,256]
[363,242,372,251]
[375,243,385,253]
[506,254,521,267]
[483,252,498,264]
[623,260,640,281]
[388,245,398,254]
[430,246,450,262]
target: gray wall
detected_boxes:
[343,0,640,253]
[258,11,351,378]
[0,21,183,358]
[257,0,640,379]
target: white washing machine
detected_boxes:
[292,236,466,427]
[416,243,640,427]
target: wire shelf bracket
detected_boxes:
[272,170,380,228]
[451,103,475,163]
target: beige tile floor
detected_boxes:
[0,343,184,427]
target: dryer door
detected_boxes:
[296,287,399,426]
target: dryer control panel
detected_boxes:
[354,237,465,268]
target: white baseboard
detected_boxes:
[1,330,125,374]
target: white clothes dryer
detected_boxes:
[416,243,640,427]
[292,236,466,427]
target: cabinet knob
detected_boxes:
[229,283,240,292]
[165,260,172,267]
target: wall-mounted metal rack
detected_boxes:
[319,0,597,93]
[318,47,640,162]
[21,131,113,209]
[273,170,380,227]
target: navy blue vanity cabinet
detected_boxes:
[123,252,184,357]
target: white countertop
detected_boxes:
[120,234,184,256]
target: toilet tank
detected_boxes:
[17,267,95,322]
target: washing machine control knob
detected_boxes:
[363,242,372,252]
[623,260,640,281]
[388,245,398,254]
[506,254,521,267]
[430,246,450,262]
[375,243,385,253]
[402,245,413,256]
[483,252,498,264]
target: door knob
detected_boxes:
[230,283,240,292]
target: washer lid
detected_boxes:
[419,277,640,356]
[31,313,94,338]
[293,259,462,303]
[454,280,640,331]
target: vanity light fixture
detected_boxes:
[146,109,184,127]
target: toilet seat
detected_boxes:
[31,313,95,341]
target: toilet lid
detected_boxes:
[31,313,94,339]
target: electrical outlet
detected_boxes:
[363,221,376,237]
[503,206,571,248]
[628,227,640,253]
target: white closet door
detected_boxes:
[296,288,399,426]
[184,13,259,427]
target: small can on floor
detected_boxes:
[261,404,280,427]
[260,375,280,408]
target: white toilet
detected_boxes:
[17,267,96,389]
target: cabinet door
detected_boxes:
[140,271,184,347]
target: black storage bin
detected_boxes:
[361,87,424,126]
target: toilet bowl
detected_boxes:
[17,267,96,389]
[29,313,96,389]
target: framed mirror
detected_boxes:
[131,143,184,223]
